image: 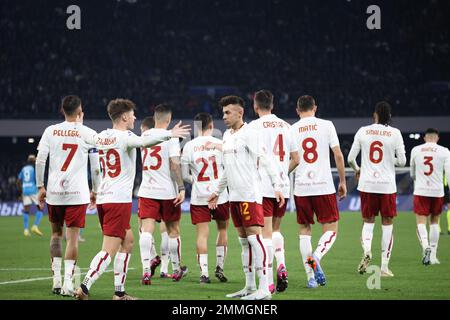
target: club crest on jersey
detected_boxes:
[307,171,315,179]
[60,179,69,189]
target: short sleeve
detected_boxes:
[168,138,181,158]
[37,127,51,153]
[18,169,23,180]
[180,142,191,165]
[395,130,406,154]
[289,128,299,153]
[328,122,340,148]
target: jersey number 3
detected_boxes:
[423,156,433,176]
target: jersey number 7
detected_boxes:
[61,143,78,171]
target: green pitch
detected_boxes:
[1,212,449,300]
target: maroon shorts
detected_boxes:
[360,192,397,219]
[47,204,88,228]
[230,201,264,228]
[413,195,444,216]
[190,203,230,225]
[294,194,339,225]
[138,197,181,223]
[97,203,132,240]
[262,197,288,218]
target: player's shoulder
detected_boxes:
[381,124,402,136]
[437,144,450,154]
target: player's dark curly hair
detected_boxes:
[219,95,245,108]
[374,101,391,126]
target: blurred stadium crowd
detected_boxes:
[0,0,449,119]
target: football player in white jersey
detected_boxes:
[348,101,406,277]
[36,95,101,296]
[181,112,230,284]
[74,99,190,300]
[138,104,188,284]
[137,117,173,279]
[291,95,347,288]
[410,128,450,265]
[208,95,285,300]
[249,90,299,293]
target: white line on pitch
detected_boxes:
[0,268,136,285]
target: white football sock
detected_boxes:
[299,235,314,280]
[416,224,429,251]
[429,224,440,260]
[169,236,181,272]
[272,231,286,269]
[381,225,394,271]
[198,254,208,277]
[361,223,375,256]
[51,257,62,288]
[247,234,268,292]
[239,237,256,290]
[160,232,170,273]
[82,251,111,291]
[150,238,157,260]
[114,252,130,293]
[263,238,274,289]
[314,231,337,261]
[139,232,153,274]
[63,259,76,289]
[216,246,226,269]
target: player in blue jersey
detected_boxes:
[17,155,44,237]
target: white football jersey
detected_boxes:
[138,129,180,200]
[410,142,450,197]
[219,123,283,203]
[181,136,228,206]
[78,127,171,204]
[37,121,97,205]
[349,123,405,194]
[248,114,298,198]
[291,116,340,197]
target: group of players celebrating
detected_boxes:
[33,91,450,300]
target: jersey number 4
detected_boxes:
[273,134,286,161]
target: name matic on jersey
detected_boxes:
[298,124,318,133]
